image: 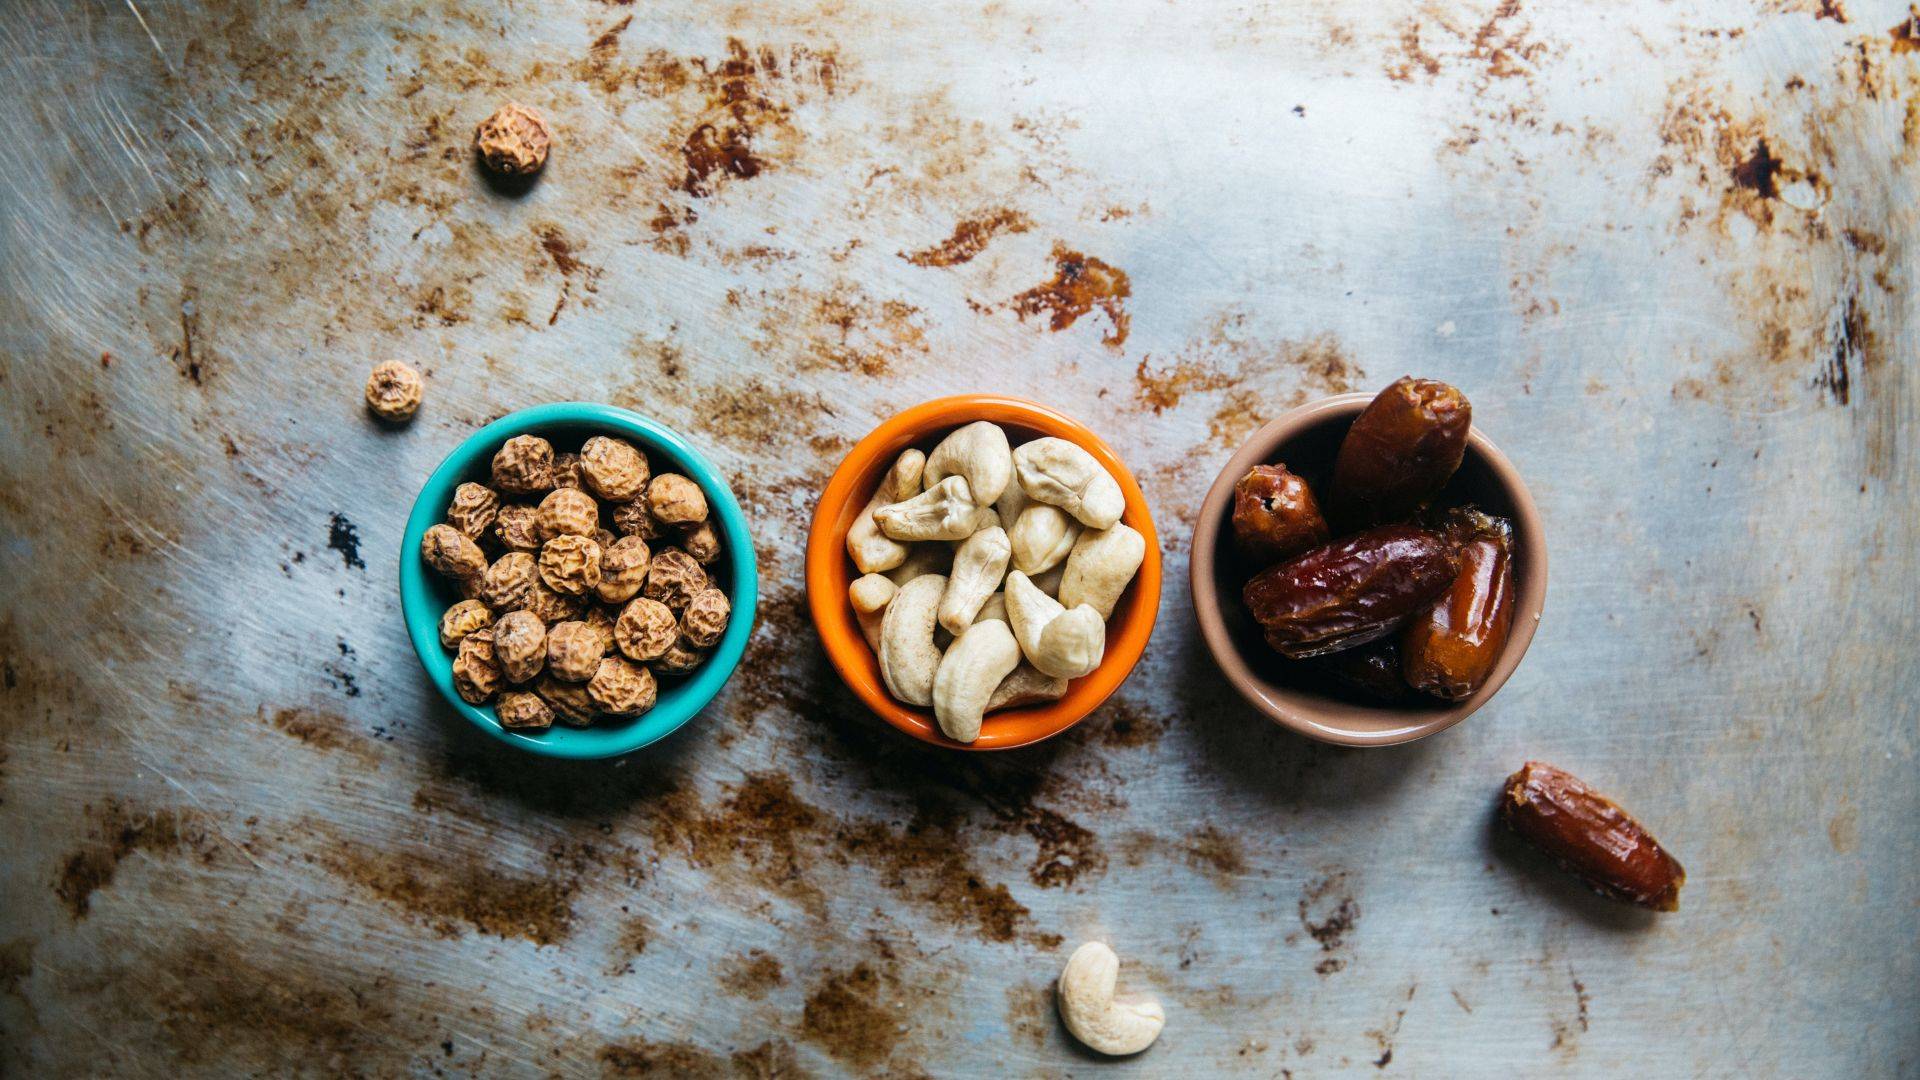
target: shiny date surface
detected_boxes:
[1231,464,1331,568]
[1243,525,1459,659]
[1500,762,1686,911]
[1329,377,1472,529]
[1402,512,1515,700]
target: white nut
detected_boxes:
[986,663,1068,712]
[1009,503,1081,575]
[1058,522,1147,620]
[1004,571,1105,680]
[931,618,1020,743]
[849,573,898,652]
[879,573,947,706]
[1057,941,1165,1057]
[923,421,1014,507]
[889,448,926,501]
[993,476,1032,531]
[1013,437,1126,530]
[938,526,1011,635]
[874,476,999,542]
[884,541,954,587]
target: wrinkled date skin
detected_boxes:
[1232,464,1331,567]
[1309,638,1416,703]
[1329,377,1472,529]
[1402,513,1515,700]
[1501,762,1686,911]
[1243,525,1459,659]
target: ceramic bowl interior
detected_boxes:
[805,395,1162,751]
[399,402,758,759]
[1191,393,1546,746]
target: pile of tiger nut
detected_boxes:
[419,432,730,731]
[846,421,1146,744]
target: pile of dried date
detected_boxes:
[1233,376,1515,702]
[419,432,730,731]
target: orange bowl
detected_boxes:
[806,396,1162,750]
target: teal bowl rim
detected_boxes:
[399,402,758,759]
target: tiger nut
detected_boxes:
[593,527,618,551]
[614,597,678,662]
[582,605,617,653]
[545,619,607,682]
[492,435,555,496]
[642,547,706,610]
[611,499,665,540]
[588,656,658,716]
[492,610,547,684]
[647,473,708,525]
[446,483,500,540]
[552,452,585,491]
[580,436,650,503]
[653,638,703,673]
[495,690,553,731]
[538,535,602,596]
[594,535,652,604]
[536,673,598,727]
[474,101,550,176]
[478,551,538,610]
[681,588,731,649]
[452,629,504,704]
[538,487,600,541]
[680,520,721,565]
[494,504,542,552]
[439,599,493,650]
[522,577,586,624]
[364,361,423,423]
[423,524,487,580]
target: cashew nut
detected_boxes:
[1009,503,1081,575]
[924,420,1014,506]
[975,592,1007,624]
[879,574,947,706]
[875,476,1000,542]
[1058,522,1146,620]
[1004,571,1105,680]
[1031,562,1065,598]
[1057,941,1165,1056]
[884,540,954,587]
[931,619,1020,742]
[993,477,1031,531]
[1012,437,1126,529]
[846,450,926,574]
[986,663,1068,712]
[889,448,926,500]
[849,573,898,652]
[938,526,1011,635]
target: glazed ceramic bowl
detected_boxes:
[1191,392,1546,746]
[400,402,758,759]
[806,396,1161,750]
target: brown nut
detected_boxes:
[680,520,721,565]
[1328,377,1471,530]
[642,547,707,611]
[446,483,501,540]
[495,690,554,731]
[365,361,423,423]
[491,435,555,496]
[537,487,600,541]
[478,551,538,610]
[614,597,678,662]
[582,605,617,654]
[647,473,708,525]
[439,599,494,650]
[593,535,652,604]
[1231,464,1329,567]
[494,504,542,552]
[474,101,550,176]
[552,452,585,491]
[593,527,618,551]
[545,619,607,682]
[538,535,603,596]
[680,588,731,649]
[610,499,665,540]
[535,673,598,727]
[580,436,650,503]
[652,638,703,673]
[492,610,547,684]
[588,656,658,716]
[521,577,586,624]
[1501,762,1686,912]
[452,629,504,704]
[422,524,487,580]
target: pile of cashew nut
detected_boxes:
[846,421,1147,743]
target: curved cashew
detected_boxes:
[931,619,1020,743]
[924,420,1013,506]
[889,448,926,500]
[1009,503,1081,575]
[875,476,1000,542]
[1004,571,1106,679]
[846,450,925,574]
[1057,942,1165,1056]
[986,663,1068,712]
[849,573,898,652]
[879,574,946,706]
[884,541,953,587]
[1058,522,1146,620]
[1012,437,1126,530]
[938,526,1011,634]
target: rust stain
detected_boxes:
[608,915,654,975]
[55,801,212,919]
[1298,872,1360,975]
[675,40,843,197]
[717,949,786,999]
[900,209,1034,267]
[597,1038,801,1077]
[1005,244,1132,348]
[1891,7,1920,52]
[1816,292,1876,405]
[801,963,910,1070]
[750,281,930,376]
[265,706,377,763]
[315,839,579,946]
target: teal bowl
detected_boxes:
[399,402,757,759]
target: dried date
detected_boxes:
[1309,639,1416,703]
[1402,512,1515,700]
[1231,464,1330,567]
[1500,762,1685,911]
[1243,525,1458,659]
[1329,377,1471,529]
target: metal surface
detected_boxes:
[0,0,1914,1075]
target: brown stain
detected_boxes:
[608,915,654,975]
[1094,698,1168,749]
[1184,825,1250,882]
[315,838,578,946]
[801,963,908,1070]
[1020,805,1107,889]
[1827,806,1860,852]
[1005,244,1132,349]
[717,949,786,1000]
[55,801,212,919]
[534,225,603,325]
[264,706,377,763]
[674,40,843,197]
[900,209,1034,267]
[1550,966,1591,1052]
[677,378,839,452]
[598,1038,804,1078]
[1298,872,1359,975]
[1816,292,1875,405]
[751,281,931,376]
[1891,7,1920,52]
[1132,316,1358,447]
